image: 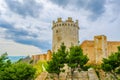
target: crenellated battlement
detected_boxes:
[52,17,79,29]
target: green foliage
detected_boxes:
[67,46,89,80]
[0,53,11,71]
[101,46,120,79]
[1,62,36,80]
[87,64,101,70]
[67,46,89,70]
[0,53,36,80]
[46,43,67,78]
[33,60,48,76]
[116,67,120,74]
[47,44,89,80]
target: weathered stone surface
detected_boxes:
[72,71,88,80]
[46,73,58,80]
[36,69,120,80]
[99,69,106,80]
[52,17,79,52]
[81,35,120,64]
[88,68,99,80]
[59,72,67,80]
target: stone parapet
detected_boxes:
[32,50,52,63]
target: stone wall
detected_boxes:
[32,35,120,65]
[32,50,52,63]
[94,35,107,64]
[81,35,120,64]
[80,40,95,64]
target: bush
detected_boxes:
[0,53,36,80]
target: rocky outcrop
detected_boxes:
[36,68,120,80]
[88,68,99,80]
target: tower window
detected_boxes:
[56,30,58,33]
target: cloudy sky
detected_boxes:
[0,0,120,56]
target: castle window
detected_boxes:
[59,24,61,26]
[62,23,64,26]
[56,30,58,33]
[68,24,70,26]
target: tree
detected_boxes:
[67,46,89,80]
[0,53,11,70]
[0,53,36,80]
[101,46,120,80]
[46,43,67,79]
[1,62,36,80]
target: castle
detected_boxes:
[32,17,120,64]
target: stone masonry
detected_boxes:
[52,17,79,52]
[32,17,120,64]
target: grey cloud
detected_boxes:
[15,39,51,52]
[0,19,14,29]
[50,0,69,7]
[5,0,43,17]
[109,0,120,5]
[0,19,30,38]
[109,0,120,12]
[50,0,106,20]
[0,19,51,50]
[85,0,105,15]
[80,26,88,30]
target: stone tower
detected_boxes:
[52,17,79,52]
[94,35,107,64]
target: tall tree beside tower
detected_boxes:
[46,43,68,79]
